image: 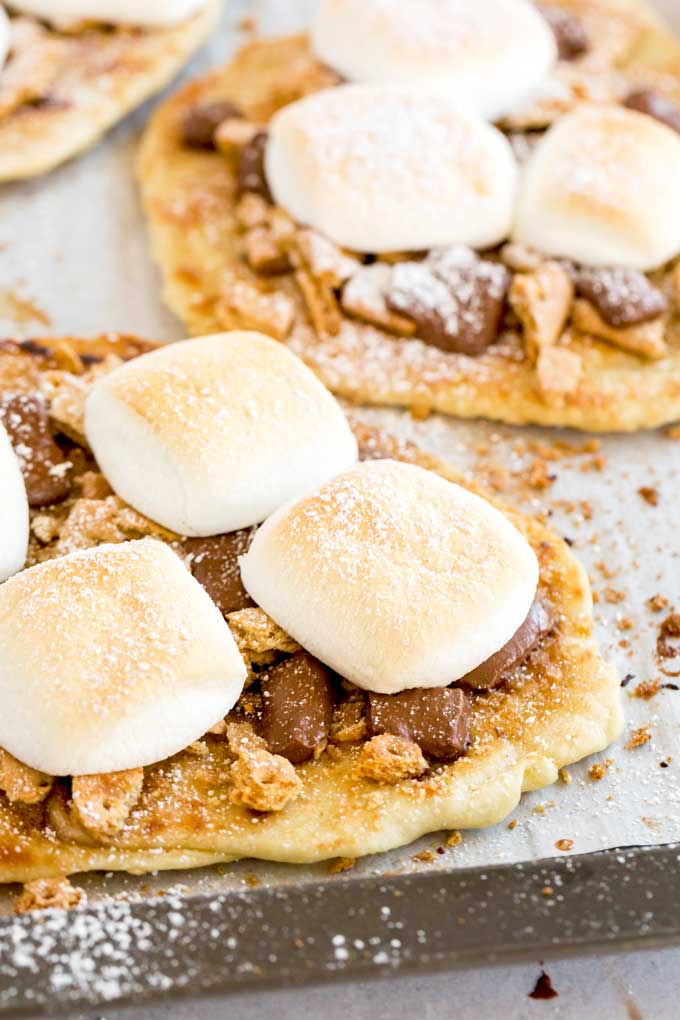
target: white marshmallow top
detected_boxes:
[0,539,246,776]
[266,84,518,254]
[7,0,207,28]
[84,331,358,537]
[513,105,680,271]
[241,459,539,694]
[0,422,28,584]
[311,0,557,121]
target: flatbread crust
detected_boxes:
[0,336,621,881]
[0,0,221,181]
[138,0,680,431]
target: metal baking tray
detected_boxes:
[1,842,679,1017]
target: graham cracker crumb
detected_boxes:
[0,748,52,804]
[230,746,302,812]
[446,830,463,848]
[604,587,625,604]
[555,838,574,852]
[638,486,659,506]
[626,725,652,750]
[588,758,614,781]
[356,734,427,783]
[328,857,356,875]
[72,768,144,840]
[15,877,84,915]
[558,767,572,785]
[647,595,669,613]
[632,679,662,700]
[412,850,435,864]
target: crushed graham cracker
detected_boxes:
[356,734,427,783]
[229,746,302,812]
[626,726,652,750]
[15,877,84,915]
[588,758,614,781]
[71,768,144,840]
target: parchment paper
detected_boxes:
[0,0,678,886]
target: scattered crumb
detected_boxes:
[507,819,518,830]
[618,617,634,632]
[541,886,554,897]
[412,850,435,864]
[626,726,651,750]
[528,458,556,489]
[555,838,574,851]
[647,595,669,613]
[446,830,462,848]
[558,767,572,785]
[328,857,355,875]
[604,587,625,604]
[632,679,661,700]
[588,758,614,781]
[15,877,84,915]
[638,486,659,506]
[244,873,260,888]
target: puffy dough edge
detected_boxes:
[137,15,680,432]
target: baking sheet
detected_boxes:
[0,0,678,889]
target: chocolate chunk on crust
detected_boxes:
[387,248,510,355]
[261,652,335,763]
[457,600,556,690]
[0,394,71,506]
[625,89,680,136]
[574,267,667,328]
[238,131,272,201]
[539,5,589,60]
[181,98,244,149]
[368,688,470,762]
[183,531,255,617]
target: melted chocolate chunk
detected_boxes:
[387,247,510,355]
[625,88,680,136]
[0,394,71,506]
[457,600,555,690]
[574,267,667,328]
[368,688,470,761]
[181,99,244,149]
[261,652,335,763]
[183,531,255,617]
[540,5,589,60]
[237,131,272,201]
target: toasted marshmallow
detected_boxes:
[240,459,538,694]
[0,539,246,776]
[7,0,207,28]
[266,85,518,254]
[85,331,358,537]
[311,0,557,121]
[513,105,680,271]
[0,423,28,583]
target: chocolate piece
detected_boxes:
[456,600,555,690]
[574,267,667,328]
[183,530,255,616]
[387,247,510,355]
[261,652,335,763]
[540,5,589,60]
[0,394,71,506]
[237,131,272,201]
[625,88,680,136]
[368,688,470,762]
[181,99,243,149]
